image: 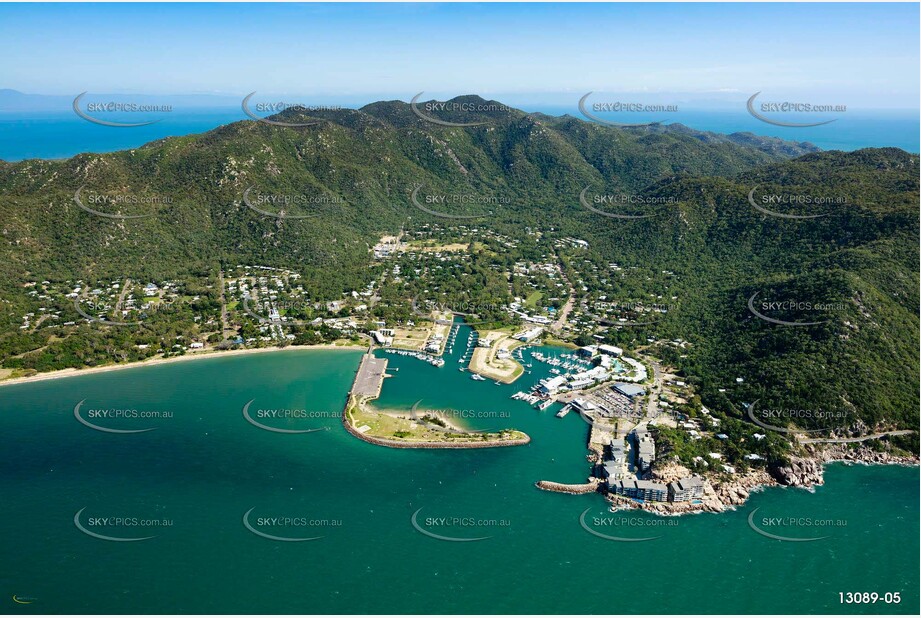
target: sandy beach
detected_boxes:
[0,343,365,389]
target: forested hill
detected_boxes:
[0,97,916,435]
[0,95,817,287]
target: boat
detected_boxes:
[556,404,572,418]
[471,374,486,381]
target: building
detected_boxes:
[515,326,544,342]
[576,345,598,359]
[602,441,631,486]
[635,434,655,473]
[370,330,394,346]
[667,476,705,502]
[613,383,646,399]
[536,375,568,396]
[598,344,623,356]
[612,479,669,502]
[570,398,596,414]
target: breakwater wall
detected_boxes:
[341,407,530,449]
[535,479,601,494]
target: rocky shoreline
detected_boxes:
[605,446,919,516]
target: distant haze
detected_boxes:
[0,3,917,109]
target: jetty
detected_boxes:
[351,353,388,399]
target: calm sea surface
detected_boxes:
[0,107,916,162]
[0,327,918,614]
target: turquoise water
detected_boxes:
[0,328,918,614]
[0,107,917,162]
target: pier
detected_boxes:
[351,353,388,399]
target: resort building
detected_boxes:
[598,344,623,356]
[667,476,705,502]
[612,479,669,502]
[537,375,569,396]
[636,434,656,473]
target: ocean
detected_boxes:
[0,107,917,163]
[0,326,918,614]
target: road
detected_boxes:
[550,256,576,334]
[218,269,232,339]
[801,430,915,444]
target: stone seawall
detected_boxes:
[536,479,601,494]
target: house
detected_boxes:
[667,476,705,502]
[189,342,204,349]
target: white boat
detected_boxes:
[471,374,486,381]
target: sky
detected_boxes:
[0,2,918,108]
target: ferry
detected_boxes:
[556,404,572,418]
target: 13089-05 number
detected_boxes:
[839,592,901,604]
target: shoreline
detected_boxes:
[0,343,365,389]
[605,448,919,517]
